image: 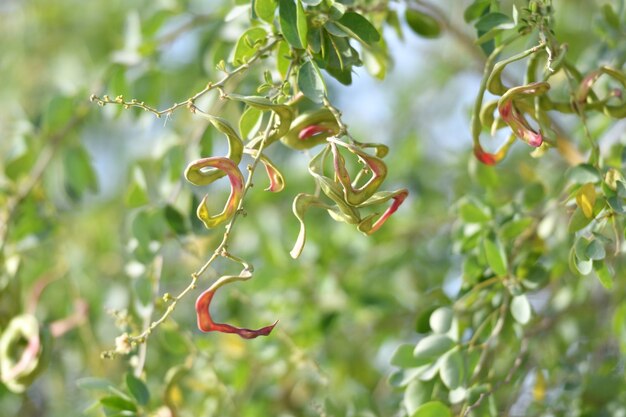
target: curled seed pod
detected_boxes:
[329,138,388,206]
[185,157,244,228]
[356,189,408,235]
[575,66,626,118]
[243,149,285,192]
[473,135,516,166]
[195,263,277,339]
[498,82,550,147]
[0,314,50,393]
[281,108,340,150]
[187,114,244,186]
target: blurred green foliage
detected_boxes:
[1,0,626,416]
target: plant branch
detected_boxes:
[90,38,280,117]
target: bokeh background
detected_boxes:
[1,0,625,416]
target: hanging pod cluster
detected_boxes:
[472,36,626,165]
[182,95,407,337]
[290,137,407,259]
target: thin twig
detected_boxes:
[90,38,280,117]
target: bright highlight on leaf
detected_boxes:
[576,183,596,219]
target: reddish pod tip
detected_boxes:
[474,147,498,165]
[298,125,332,140]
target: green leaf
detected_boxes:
[511,294,532,324]
[458,200,490,223]
[100,395,137,412]
[567,164,602,184]
[568,207,592,232]
[413,334,455,362]
[602,4,621,29]
[335,12,381,45]
[474,12,513,32]
[501,218,533,240]
[43,96,76,135]
[125,166,149,208]
[405,9,441,38]
[404,379,435,416]
[298,60,326,103]
[239,106,263,140]
[429,307,453,334]
[594,260,613,289]
[576,257,593,275]
[439,349,464,389]
[483,237,508,276]
[296,0,308,49]
[276,40,292,79]
[64,145,99,199]
[76,377,116,392]
[279,0,307,49]
[125,373,150,406]
[576,183,597,219]
[159,327,190,355]
[391,344,420,368]
[255,0,277,23]
[164,205,187,235]
[464,0,490,23]
[585,239,606,261]
[233,27,267,65]
[411,401,452,417]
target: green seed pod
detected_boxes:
[280,108,341,150]
[0,314,50,393]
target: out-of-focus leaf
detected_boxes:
[405,9,441,38]
[404,379,435,416]
[429,307,453,334]
[413,334,454,362]
[125,168,149,208]
[164,204,187,235]
[125,373,149,406]
[391,344,420,368]
[483,237,508,276]
[411,401,452,417]
[585,239,605,260]
[64,145,99,199]
[100,395,137,412]
[567,164,602,184]
[464,0,490,23]
[474,12,513,32]
[43,96,76,134]
[568,207,593,232]
[439,349,463,389]
[458,200,490,223]
[594,260,613,289]
[576,183,596,219]
[76,377,116,392]
[511,294,532,324]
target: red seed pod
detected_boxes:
[298,124,333,140]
